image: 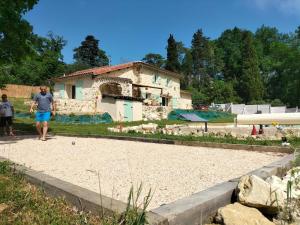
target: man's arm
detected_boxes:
[30,101,36,113]
[52,100,56,116]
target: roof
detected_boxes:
[52,61,182,81]
[180,90,192,95]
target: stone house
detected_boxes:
[52,61,192,121]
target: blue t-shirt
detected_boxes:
[33,93,53,112]
[0,101,13,117]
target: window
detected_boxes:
[162,97,169,106]
[71,85,76,99]
[166,78,171,87]
[154,74,159,83]
[146,93,151,99]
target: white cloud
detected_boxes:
[253,0,300,15]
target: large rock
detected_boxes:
[266,175,300,199]
[215,202,275,225]
[237,175,285,214]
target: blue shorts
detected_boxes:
[35,112,51,122]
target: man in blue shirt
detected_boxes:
[30,86,56,141]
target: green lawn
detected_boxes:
[9,97,31,113]
[12,118,300,148]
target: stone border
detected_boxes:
[151,154,294,225]
[0,156,168,225]
[56,133,293,154]
[0,136,294,225]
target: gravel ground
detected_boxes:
[0,135,285,210]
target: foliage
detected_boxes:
[0,0,38,64]
[165,34,181,72]
[142,53,165,68]
[239,31,264,103]
[191,29,211,87]
[0,0,39,87]
[73,35,109,68]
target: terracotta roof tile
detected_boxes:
[60,62,134,79]
[53,61,182,81]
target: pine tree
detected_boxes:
[73,35,109,67]
[191,29,210,87]
[239,32,264,103]
[181,49,193,89]
[165,34,180,72]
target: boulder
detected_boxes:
[266,175,300,199]
[215,202,275,225]
[237,175,285,214]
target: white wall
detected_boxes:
[98,97,118,120]
[179,92,192,109]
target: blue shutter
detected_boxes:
[76,80,84,100]
[59,84,65,98]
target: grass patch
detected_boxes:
[12,118,300,148]
[0,161,103,224]
[0,161,152,225]
[9,97,31,113]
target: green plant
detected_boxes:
[119,183,152,225]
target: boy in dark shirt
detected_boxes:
[0,94,14,136]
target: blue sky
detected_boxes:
[25,0,300,65]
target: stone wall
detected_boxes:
[0,84,41,98]
[56,99,95,114]
[142,105,171,120]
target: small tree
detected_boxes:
[73,35,109,67]
[142,53,165,68]
[239,32,264,103]
[165,34,180,72]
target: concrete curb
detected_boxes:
[151,154,294,225]
[0,135,294,225]
[54,133,293,153]
[0,156,168,225]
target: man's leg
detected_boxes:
[7,117,14,136]
[42,121,48,141]
[36,122,42,139]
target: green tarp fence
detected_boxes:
[15,112,113,124]
[168,109,233,122]
[54,113,113,124]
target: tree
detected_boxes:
[268,42,300,107]
[142,53,165,68]
[0,0,39,87]
[216,27,244,81]
[165,34,180,72]
[255,25,280,55]
[181,49,193,89]
[191,29,210,87]
[7,32,67,85]
[209,80,240,103]
[0,0,38,64]
[73,35,109,67]
[239,32,264,103]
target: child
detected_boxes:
[0,94,14,136]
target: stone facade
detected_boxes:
[53,62,192,121]
[55,99,95,114]
[142,105,172,120]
